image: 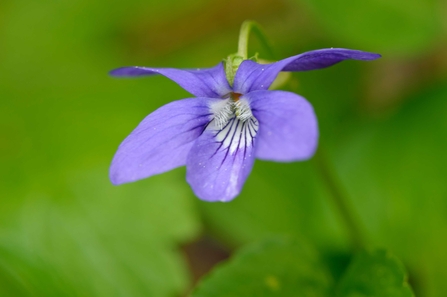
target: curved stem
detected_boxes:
[237,20,276,60]
[315,148,366,250]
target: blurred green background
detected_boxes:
[1,0,446,296]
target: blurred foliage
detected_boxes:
[299,0,443,57]
[333,84,447,296]
[1,0,446,296]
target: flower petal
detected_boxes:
[186,117,258,202]
[234,48,381,93]
[247,90,318,161]
[110,97,218,185]
[110,62,231,98]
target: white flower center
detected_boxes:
[208,93,259,154]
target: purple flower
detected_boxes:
[109,48,380,202]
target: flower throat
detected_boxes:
[212,92,254,130]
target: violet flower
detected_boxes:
[109,48,380,202]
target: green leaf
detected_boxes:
[337,249,414,297]
[192,237,333,297]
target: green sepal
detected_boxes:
[224,54,244,87]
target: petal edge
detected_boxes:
[110,63,231,98]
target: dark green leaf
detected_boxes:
[192,237,333,297]
[337,249,414,297]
